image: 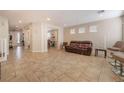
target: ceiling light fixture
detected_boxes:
[18,20,22,23]
[47,17,51,21]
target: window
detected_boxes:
[78,27,85,33]
[70,28,75,34]
[89,25,97,32]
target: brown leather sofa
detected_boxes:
[65,41,93,56]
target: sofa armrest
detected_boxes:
[107,47,120,51]
[65,45,70,48]
[65,45,70,50]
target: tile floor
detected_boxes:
[0,46,121,82]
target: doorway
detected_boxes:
[48,29,58,49]
[46,24,63,52]
[9,31,24,48]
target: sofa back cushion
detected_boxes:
[70,43,78,48]
[70,41,92,49]
[79,44,92,49]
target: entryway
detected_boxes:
[9,31,24,48]
[46,24,63,51]
[48,28,58,49]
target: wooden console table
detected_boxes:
[95,48,107,58]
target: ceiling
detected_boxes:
[0,10,123,30]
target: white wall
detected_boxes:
[121,16,124,40]
[41,23,48,52]
[64,17,122,49]
[32,23,49,52]
[58,27,63,49]
[122,24,124,40]
[0,16,9,54]
[32,23,42,52]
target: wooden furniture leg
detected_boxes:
[120,63,123,76]
[104,50,107,58]
[0,62,1,80]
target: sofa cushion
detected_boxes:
[107,47,120,51]
[70,43,79,48]
[70,43,77,47]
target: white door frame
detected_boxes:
[46,24,63,50]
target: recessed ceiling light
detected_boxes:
[18,20,22,23]
[47,17,51,21]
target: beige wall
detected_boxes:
[121,16,124,40]
[122,24,124,40]
[64,17,122,48]
[0,16,9,54]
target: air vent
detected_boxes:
[97,10,105,14]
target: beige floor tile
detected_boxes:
[0,47,120,82]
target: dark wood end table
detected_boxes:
[95,48,107,58]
